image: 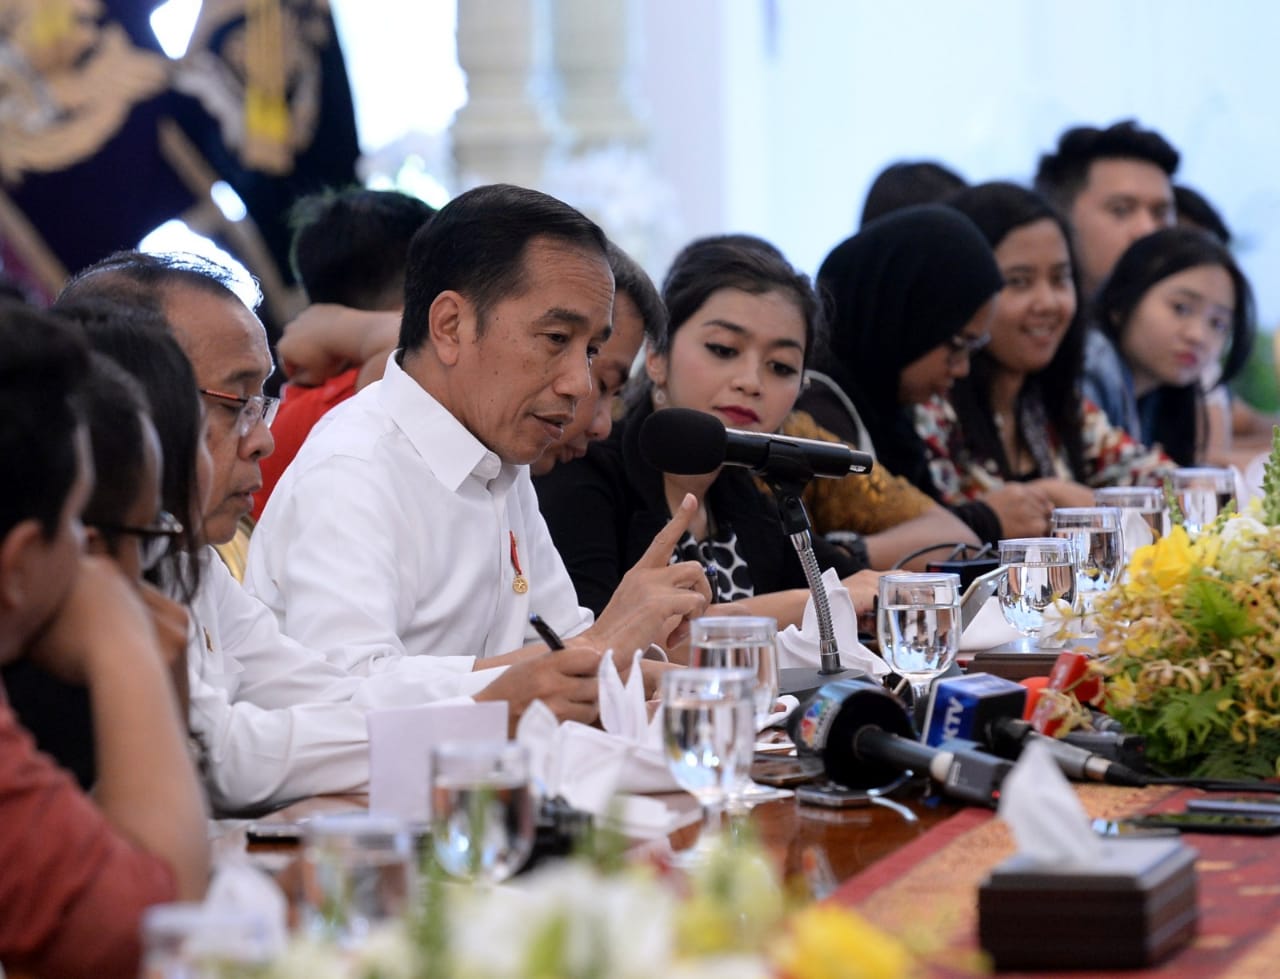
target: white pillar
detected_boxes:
[551,0,646,152]
[451,0,560,188]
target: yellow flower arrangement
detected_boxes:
[1091,436,1280,777]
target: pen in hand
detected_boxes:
[529,613,565,651]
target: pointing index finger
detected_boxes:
[636,492,698,569]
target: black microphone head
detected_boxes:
[638,407,727,475]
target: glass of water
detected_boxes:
[997,538,1077,641]
[1094,486,1167,561]
[662,668,756,853]
[430,740,535,885]
[1050,506,1124,612]
[688,616,780,726]
[302,812,416,947]
[1170,467,1237,533]
[141,904,275,978]
[875,572,962,707]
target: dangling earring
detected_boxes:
[652,386,668,408]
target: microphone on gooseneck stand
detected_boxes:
[921,673,1148,787]
[639,408,874,699]
[787,678,1013,807]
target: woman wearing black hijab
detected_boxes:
[798,205,1058,543]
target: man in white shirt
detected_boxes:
[246,185,708,679]
[58,250,615,814]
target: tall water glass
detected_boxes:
[662,668,756,850]
[1171,467,1237,533]
[302,812,416,946]
[1094,486,1167,561]
[688,616,780,726]
[997,538,1077,640]
[141,904,275,978]
[430,741,535,884]
[875,572,962,707]
[1050,506,1124,610]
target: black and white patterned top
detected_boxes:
[673,525,754,602]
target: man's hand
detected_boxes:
[276,304,357,385]
[840,569,886,631]
[475,647,602,732]
[139,583,191,714]
[587,493,711,658]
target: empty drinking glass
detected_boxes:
[1170,467,1237,533]
[662,668,755,854]
[876,572,962,707]
[302,812,415,947]
[997,538,1077,641]
[1050,506,1124,611]
[1094,486,1167,561]
[430,740,535,885]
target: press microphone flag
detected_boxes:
[639,407,873,478]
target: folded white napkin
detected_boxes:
[776,568,888,677]
[181,856,289,958]
[959,596,1021,651]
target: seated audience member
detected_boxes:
[247,185,707,675]
[1174,184,1231,245]
[536,234,885,629]
[59,251,617,814]
[0,305,207,978]
[798,205,1053,543]
[914,182,1170,508]
[1034,119,1180,300]
[254,188,436,521]
[859,159,967,227]
[1086,227,1255,466]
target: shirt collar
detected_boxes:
[378,353,508,492]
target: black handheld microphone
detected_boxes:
[639,407,873,479]
[922,673,1148,788]
[788,678,1011,807]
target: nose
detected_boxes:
[949,351,972,379]
[240,414,275,462]
[585,391,613,442]
[554,356,593,405]
[1131,209,1162,240]
[731,354,763,396]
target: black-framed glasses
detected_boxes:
[199,387,280,438]
[94,511,185,572]
[945,331,991,364]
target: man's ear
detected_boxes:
[427,291,472,367]
[0,519,44,612]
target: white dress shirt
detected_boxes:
[245,354,593,674]
[186,550,498,814]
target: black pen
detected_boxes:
[704,562,721,604]
[529,613,565,651]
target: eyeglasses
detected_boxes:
[199,388,280,438]
[945,331,991,364]
[94,511,185,572]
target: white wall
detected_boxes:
[639,0,1280,323]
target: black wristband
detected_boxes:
[824,530,870,570]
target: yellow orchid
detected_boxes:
[772,905,912,979]
[1127,525,1197,590]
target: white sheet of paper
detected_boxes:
[367,701,508,823]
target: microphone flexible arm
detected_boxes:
[761,443,842,675]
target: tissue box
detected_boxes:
[978,837,1198,971]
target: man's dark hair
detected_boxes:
[399,184,608,352]
[0,301,89,539]
[1034,119,1180,217]
[59,250,259,312]
[1174,185,1232,246]
[607,241,665,344]
[860,160,967,227]
[53,298,207,601]
[289,188,436,310]
[80,352,150,540]
[658,233,824,368]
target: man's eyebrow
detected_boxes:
[534,307,613,342]
[218,366,268,389]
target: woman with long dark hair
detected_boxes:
[1087,227,1255,466]
[914,182,1168,503]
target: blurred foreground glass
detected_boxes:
[141,903,274,978]
[1170,467,1236,533]
[1050,506,1124,611]
[688,615,779,726]
[876,572,961,705]
[662,667,755,854]
[430,740,534,884]
[997,538,1076,640]
[302,812,415,946]
[1094,486,1167,562]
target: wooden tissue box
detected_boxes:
[978,836,1198,971]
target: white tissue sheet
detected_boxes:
[997,739,1103,867]
[777,568,889,677]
